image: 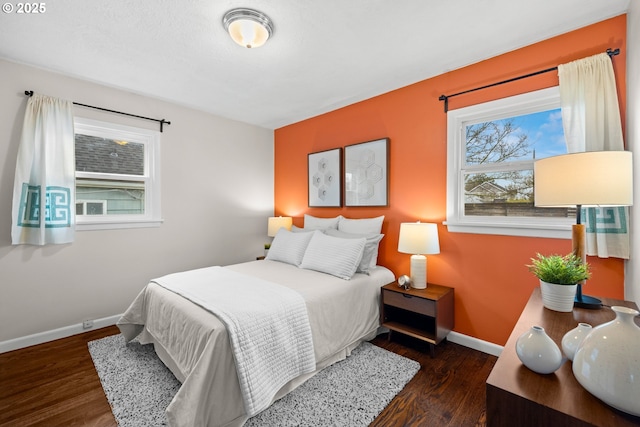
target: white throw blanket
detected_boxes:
[151,266,316,417]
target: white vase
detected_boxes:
[515,325,563,374]
[561,322,592,361]
[572,306,640,417]
[539,280,577,312]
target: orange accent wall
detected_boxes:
[274,15,627,346]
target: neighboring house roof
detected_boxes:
[467,181,507,196]
[75,134,144,175]
[465,181,508,203]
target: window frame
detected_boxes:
[76,199,107,216]
[445,86,573,239]
[74,117,162,231]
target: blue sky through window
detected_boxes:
[465,108,566,166]
[512,108,566,159]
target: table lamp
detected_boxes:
[534,151,633,308]
[398,222,440,289]
[267,216,293,237]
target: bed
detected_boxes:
[117,217,394,427]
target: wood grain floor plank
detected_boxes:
[370,334,497,427]
[0,326,118,427]
[0,326,496,427]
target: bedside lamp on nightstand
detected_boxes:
[398,222,440,289]
[267,216,292,237]
[263,216,292,258]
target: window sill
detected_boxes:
[76,218,164,231]
[444,219,572,239]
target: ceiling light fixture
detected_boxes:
[222,8,274,49]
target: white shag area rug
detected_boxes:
[88,334,420,427]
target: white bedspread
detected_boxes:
[150,266,316,417]
[118,260,395,427]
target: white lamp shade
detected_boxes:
[398,222,440,255]
[534,151,633,207]
[267,216,292,237]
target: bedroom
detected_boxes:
[1,1,639,426]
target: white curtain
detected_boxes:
[11,93,75,245]
[558,52,628,258]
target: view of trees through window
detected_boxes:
[463,108,575,218]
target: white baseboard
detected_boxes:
[379,326,503,356]
[1,316,504,357]
[0,313,122,354]
[447,331,504,357]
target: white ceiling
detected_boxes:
[0,0,630,129]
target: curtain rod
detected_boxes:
[438,48,620,113]
[23,90,171,132]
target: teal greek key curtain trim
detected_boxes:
[11,93,75,245]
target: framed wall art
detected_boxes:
[344,138,389,207]
[308,148,342,207]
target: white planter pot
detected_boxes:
[539,280,577,312]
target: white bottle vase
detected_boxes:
[515,325,563,374]
[561,322,592,361]
[572,306,640,417]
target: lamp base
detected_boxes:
[574,294,602,309]
[571,226,601,309]
[410,254,427,289]
[574,283,602,309]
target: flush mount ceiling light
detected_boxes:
[222,8,274,49]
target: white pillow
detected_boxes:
[338,215,384,235]
[300,230,366,280]
[265,229,314,266]
[304,214,342,230]
[323,229,384,274]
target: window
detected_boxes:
[76,200,107,215]
[446,87,573,238]
[74,117,162,230]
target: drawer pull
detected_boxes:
[403,294,412,299]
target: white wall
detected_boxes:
[627,4,640,305]
[0,59,274,347]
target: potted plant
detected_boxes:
[527,253,591,312]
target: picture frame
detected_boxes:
[308,148,342,207]
[344,138,389,207]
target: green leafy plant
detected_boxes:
[527,253,591,285]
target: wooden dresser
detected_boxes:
[486,288,640,426]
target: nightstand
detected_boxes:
[380,281,454,356]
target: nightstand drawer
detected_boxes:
[383,290,436,317]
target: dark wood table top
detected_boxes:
[486,287,640,426]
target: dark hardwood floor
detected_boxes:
[0,327,496,427]
[370,334,497,427]
[0,326,119,427]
